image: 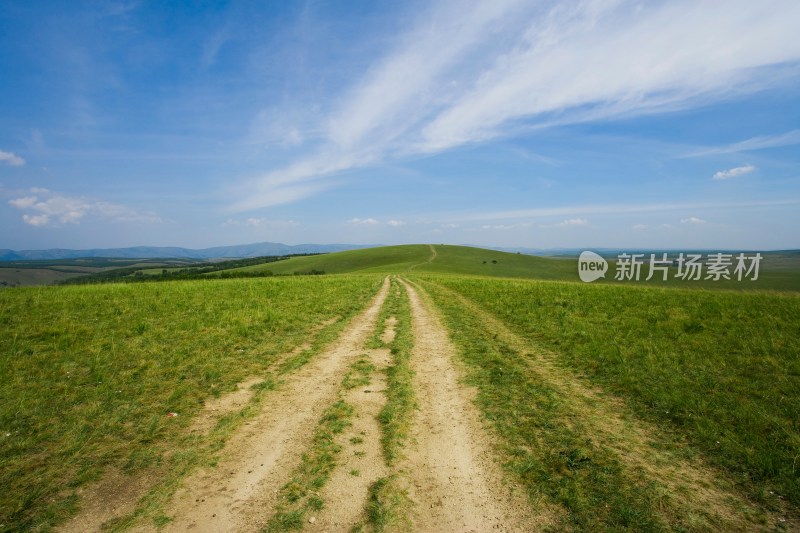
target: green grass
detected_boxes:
[0,275,383,531]
[418,275,800,515]
[266,399,355,531]
[374,278,415,466]
[356,475,412,533]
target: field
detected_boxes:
[0,259,206,287]
[1,245,798,531]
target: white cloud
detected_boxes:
[0,150,25,166]
[9,196,38,209]
[686,129,800,157]
[387,219,406,227]
[8,188,162,227]
[231,0,800,210]
[632,224,648,230]
[347,217,379,225]
[551,218,588,228]
[681,216,706,225]
[22,214,50,227]
[712,164,756,180]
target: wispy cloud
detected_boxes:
[232,0,800,211]
[387,219,406,227]
[444,198,800,223]
[536,218,588,229]
[8,188,162,227]
[713,164,756,180]
[0,150,25,166]
[685,129,800,157]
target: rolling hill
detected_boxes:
[216,244,576,280]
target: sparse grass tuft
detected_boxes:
[365,475,413,532]
[376,279,415,465]
[343,355,374,390]
[266,399,354,531]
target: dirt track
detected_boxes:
[61,276,540,532]
[157,278,390,532]
[398,279,536,532]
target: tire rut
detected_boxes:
[423,279,775,531]
[141,277,390,532]
[396,279,541,532]
[312,330,395,529]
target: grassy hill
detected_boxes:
[218,244,576,280]
[214,244,800,290]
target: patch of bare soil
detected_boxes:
[190,376,266,435]
[58,467,158,533]
[153,278,390,533]
[430,281,778,531]
[311,336,394,529]
[397,279,546,532]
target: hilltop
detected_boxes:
[218,244,575,280]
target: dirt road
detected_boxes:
[397,279,538,532]
[61,276,542,532]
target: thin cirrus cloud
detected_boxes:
[231,0,800,212]
[712,164,756,180]
[440,198,800,224]
[8,188,162,227]
[685,129,800,157]
[0,150,25,166]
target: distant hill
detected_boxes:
[219,244,576,280]
[0,242,377,261]
[214,244,800,291]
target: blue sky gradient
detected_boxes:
[1,0,799,250]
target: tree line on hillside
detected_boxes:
[58,254,325,285]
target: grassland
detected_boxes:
[415,274,800,528]
[0,276,382,531]
[1,244,799,531]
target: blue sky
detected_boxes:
[1,0,799,250]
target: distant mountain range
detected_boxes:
[0,242,377,261]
